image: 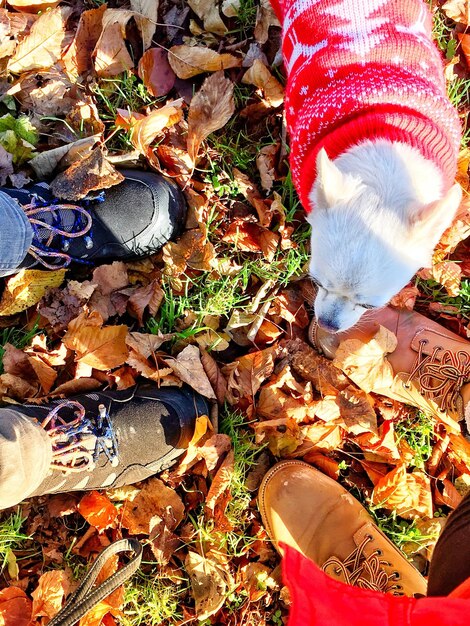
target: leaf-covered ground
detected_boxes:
[1,0,470,624]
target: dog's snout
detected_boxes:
[316,317,340,333]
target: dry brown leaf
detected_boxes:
[253,417,304,456]
[430,261,462,296]
[256,143,278,193]
[0,268,66,316]
[121,477,184,535]
[355,420,401,463]
[302,422,343,452]
[442,0,470,23]
[254,0,280,43]
[389,285,420,310]
[163,227,217,286]
[447,433,470,474]
[127,280,164,326]
[78,491,119,531]
[223,345,278,405]
[333,326,397,394]
[12,67,74,116]
[93,9,135,76]
[138,48,176,97]
[185,551,233,620]
[188,0,227,34]
[7,0,60,11]
[130,0,158,49]
[63,311,129,371]
[0,588,32,626]
[61,4,106,78]
[29,135,100,179]
[200,347,228,405]
[148,515,180,566]
[168,44,241,79]
[187,71,235,162]
[165,344,217,399]
[372,464,433,520]
[303,451,340,480]
[7,6,71,73]
[222,219,280,261]
[242,59,284,106]
[31,570,71,622]
[50,147,124,201]
[206,448,235,512]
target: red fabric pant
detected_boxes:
[282,491,470,625]
[282,546,470,626]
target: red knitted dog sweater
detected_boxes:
[269,0,462,211]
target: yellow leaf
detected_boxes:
[8,7,72,74]
[372,464,433,520]
[0,268,66,316]
[116,104,183,155]
[168,45,241,79]
[333,325,397,393]
[63,311,128,371]
[242,59,284,107]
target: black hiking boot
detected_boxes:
[14,383,209,496]
[0,169,186,270]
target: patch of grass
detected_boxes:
[430,3,457,58]
[147,236,309,338]
[395,411,434,470]
[229,0,258,36]
[121,568,186,626]
[188,408,263,559]
[417,277,470,320]
[0,321,40,375]
[370,509,440,551]
[447,76,470,110]
[0,510,30,571]
[91,73,162,151]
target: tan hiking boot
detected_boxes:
[309,306,470,420]
[258,460,427,597]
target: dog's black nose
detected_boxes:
[316,317,340,333]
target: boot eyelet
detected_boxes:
[334,567,341,575]
[419,339,428,346]
[374,549,383,556]
[366,534,373,541]
[85,236,94,249]
[403,382,411,390]
[62,239,70,252]
[392,571,400,580]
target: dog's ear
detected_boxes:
[408,183,462,260]
[314,148,362,208]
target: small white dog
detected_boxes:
[270,0,462,332]
[309,142,462,332]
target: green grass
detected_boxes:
[91,73,163,151]
[188,408,263,558]
[395,411,434,470]
[0,510,30,572]
[229,0,258,36]
[417,277,470,321]
[0,321,40,375]
[121,568,186,626]
[370,509,441,552]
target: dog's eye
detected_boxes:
[311,276,324,289]
[359,303,378,310]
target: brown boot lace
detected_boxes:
[41,400,119,473]
[321,536,403,594]
[405,339,470,416]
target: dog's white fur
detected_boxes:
[308,140,462,332]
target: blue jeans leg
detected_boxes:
[0,190,33,277]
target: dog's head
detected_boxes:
[308,148,462,333]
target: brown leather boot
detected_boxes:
[309,307,470,420]
[258,460,428,597]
